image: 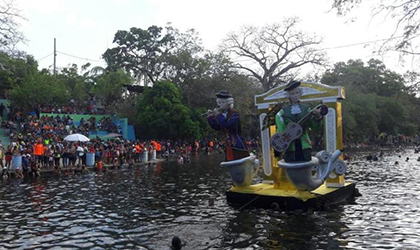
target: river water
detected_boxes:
[0,148,419,249]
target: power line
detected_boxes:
[52,36,402,66]
[317,36,404,51]
[56,50,102,63]
[229,36,405,63]
[37,53,53,62]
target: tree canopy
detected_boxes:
[103,25,177,85]
[135,80,200,139]
[322,59,419,141]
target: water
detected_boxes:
[0,149,419,249]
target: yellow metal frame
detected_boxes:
[255,81,345,189]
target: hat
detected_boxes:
[284,80,301,91]
[216,90,232,99]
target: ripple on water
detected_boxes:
[1,152,420,248]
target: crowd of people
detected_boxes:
[96,117,121,133]
[37,97,106,115]
[0,105,260,179]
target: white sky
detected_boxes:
[14,0,412,75]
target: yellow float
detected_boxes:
[222,81,359,210]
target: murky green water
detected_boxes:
[0,149,419,249]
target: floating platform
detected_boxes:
[226,182,358,210]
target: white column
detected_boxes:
[325,108,337,153]
[259,113,272,176]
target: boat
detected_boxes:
[222,81,359,210]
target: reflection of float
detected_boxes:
[223,81,359,210]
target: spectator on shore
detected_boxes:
[12,145,23,178]
[0,143,4,169]
[5,146,12,169]
[76,144,84,166]
[0,103,5,119]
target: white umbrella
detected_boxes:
[64,133,90,142]
[102,133,123,138]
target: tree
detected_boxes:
[0,51,38,98]
[321,58,420,140]
[10,70,68,110]
[332,0,420,56]
[55,64,90,106]
[174,52,240,106]
[376,97,408,135]
[163,26,205,85]
[322,59,405,97]
[135,80,200,139]
[343,90,379,141]
[103,25,176,85]
[220,17,327,91]
[0,0,26,55]
[103,24,211,88]
[91,70,132,108]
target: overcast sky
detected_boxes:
[15,0,410,75]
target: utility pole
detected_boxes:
[53,38,56,77]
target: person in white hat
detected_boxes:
[207,90,249,161]
[275,80,325,162]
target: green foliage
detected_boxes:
[0,52,38,98]
[322,59,404,97]
[55,64,90,106]
[92,70,132,107]
[342,90,378,141]
[176,52,238,107]
[103,25,176,84]
[322,59,420,142]
[376,97,407,135]
[135,81,200,139]
[0,49,132,113]
[10,70,68,109]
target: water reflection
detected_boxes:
[0,149,419,249]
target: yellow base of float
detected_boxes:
[226,182,358,210]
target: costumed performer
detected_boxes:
[207,90,249,161]
[275,80,325,162]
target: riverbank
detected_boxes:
[53,158,165,172]
[2,158,166,178]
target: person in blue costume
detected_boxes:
[207,90,249,161]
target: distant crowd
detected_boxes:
[0,104,260,179]
[37,98,106,115]
[3,114,122,144]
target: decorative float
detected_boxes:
[222,81,359,210]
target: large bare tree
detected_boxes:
[220,17,327,91]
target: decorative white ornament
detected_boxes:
[291,104,302,114]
